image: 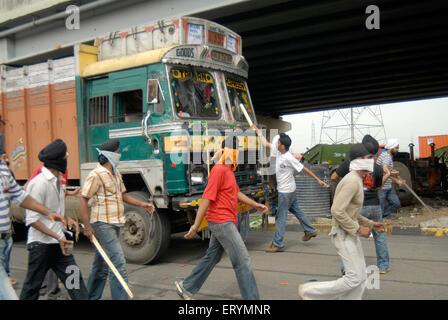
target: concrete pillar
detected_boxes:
[0,38,15,64]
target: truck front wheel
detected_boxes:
[120,191,171,264]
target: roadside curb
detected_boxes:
[261,222,448,237]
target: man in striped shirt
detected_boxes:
[0,162,66,300]
[377,138,403,217]
[80,138,155,300]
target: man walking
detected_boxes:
[331,135,391,274]
[377,138,403,217]
[298,144,386,300]
[0,155,65,300]
[266,133,327,252]
[20,139,88,300]
[80,138,155,300]
[174,135,268,300]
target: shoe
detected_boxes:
[302,232,317,241]
[9,277,17,285]
[265,243,284,253]
[175,280,194,300]
[379,269,390,275]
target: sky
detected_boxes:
[281,97,448,158]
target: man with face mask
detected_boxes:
[80,138,155,300]
[331,135,391,274]
[298,144,386,300]
[377,138,403,218]
[175,135,268,300]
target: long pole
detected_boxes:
[81,224,134,299]
[401,182,435,215]
[91,234,134,299]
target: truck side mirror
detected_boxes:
[147,79,160,104]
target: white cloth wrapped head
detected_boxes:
[386,138,399,150]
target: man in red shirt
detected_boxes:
[175,135,268,300]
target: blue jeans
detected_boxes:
[272,192,317,247]
[341,205,390,272]
[4,237,12,277]
[87,222,129,300]
[0,238,18,300]
[378,188,401,217]
[182,221,260,300]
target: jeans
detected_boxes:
[300,228,367,300]
[42,269,60,296]
[341,205,390,272]
[182,221,260,300]
[272,192,317,247]
[378,188,401,217]
[4,237,12,276]
[0,238,18,300]
[20,242,88,300]
[87,222,129,300]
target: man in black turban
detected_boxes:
[20,139,88,300]
[38,139,68,174]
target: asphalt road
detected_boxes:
[7,226,448,300]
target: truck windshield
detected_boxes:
[170,67,220,119]
[226,75,254,123]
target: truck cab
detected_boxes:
[77,17,266,264]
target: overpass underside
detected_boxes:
[198,0,448,117]
[1,0,448,117]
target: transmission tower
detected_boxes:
[311,120,317,147]
[319,106,387,145]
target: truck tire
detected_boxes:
[120,191,171,264]
[393,161,413,204]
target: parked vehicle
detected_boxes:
[0,17,267,264]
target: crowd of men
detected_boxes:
[0,117,403,300]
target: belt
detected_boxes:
[0,232,11,240]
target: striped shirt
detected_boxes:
[376,151,394,190]
[0,162,28,233]
[81,163,127,225]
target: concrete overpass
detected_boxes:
[1,0,447,117]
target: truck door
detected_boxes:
[85,67,148,162]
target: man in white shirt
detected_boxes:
[20,139,88,300]
[251,125,280,216]
[266,133,327,252]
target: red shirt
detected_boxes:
[203,164,240,226]
[29,166,68,185]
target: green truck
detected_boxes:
[78,17,267,264]
[301,144,353,167]
[3,17,266,264]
